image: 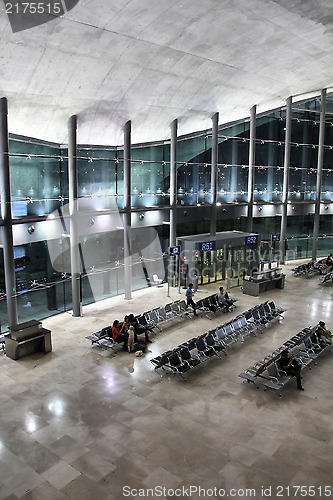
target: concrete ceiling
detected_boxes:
[1,0,333,146]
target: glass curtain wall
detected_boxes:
[322,97,333,202]
[177,133,211,205]
[254,112,285,203]
[77,148,119,209]
[131,143,169,207]
[6,141,69,328]
[217,123,250,203]
[9,139,62,217]
[2,91,333,330]
[290,100,319,202]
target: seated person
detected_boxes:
[326,254,333,267]
[217,286,233,312]
[122,315,130,331]
[111,320,128,350]
[316,320,332,344]
[128,313,152,343]
[277,349,304,391]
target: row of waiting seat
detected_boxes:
[86,299,193,350]
[319,271,333,284]
[141,293,238,329]
[196,294,238,318]
[292,259,329,278]
[86,293,236,351]
[238,324,331,394]
[150,301,285,380]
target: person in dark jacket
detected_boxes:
[277,349,303,391]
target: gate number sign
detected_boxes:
[245,235,258,245]
[198,241,216,252]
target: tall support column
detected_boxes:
[68,115,81,317]
[168,119,178,290]
[210,112,219,236]
[170,119,177,247]
[280,96,292,263]
[230,125,238,199]
[247,105,256,232]
[0,97,18,326]
[312,89,327,259]
[123,120,132,300]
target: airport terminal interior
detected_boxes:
[1,0,333,498]
[0,263,333,500]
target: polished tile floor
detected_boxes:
[0,261,332,499]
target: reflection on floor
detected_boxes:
[0,261,332,499]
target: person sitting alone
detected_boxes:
[111,319,128,351]
[326,254,333,267]
[217,286,233,312]
[316,320,332,344]
[277,349,304,391]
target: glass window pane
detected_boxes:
[131,144,168,207]
[13,241,69,326]
[77,148,119,211]
[10,139,62,217]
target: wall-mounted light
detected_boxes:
[89,218,95,226]
[325,205,329,210]
[27,225,35,234]
[222,208,226,213]
[258,206,263,212]
[139,214,145,221]
[292,206,296,210]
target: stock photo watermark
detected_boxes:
[4,0,80,32]
[122,484,332,498]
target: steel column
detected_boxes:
[312,89,327,259]
[210,112,219,236]
[123,120,132,300]
[247,105,256,232]
[280,96,292,263]
[68,115,81,317]
[0,97,18,327]
[170,119,177,248]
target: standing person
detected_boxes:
[127,325,135,352]
[217,286,233,312]
[185,283,198,316]
[277,349,304,391]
